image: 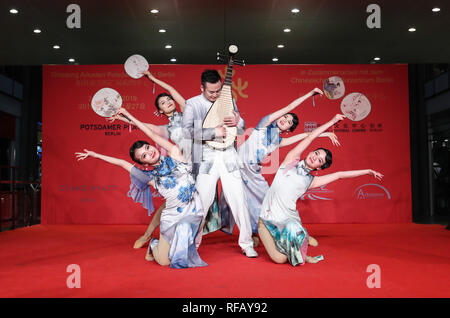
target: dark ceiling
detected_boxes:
[1,0,450,65]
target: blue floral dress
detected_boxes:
[260,160,323,266]
[166,111,185,151]
[156,111,185,157]
[128,155,207,269]
[220,115,282,234]
[166,111,221,235]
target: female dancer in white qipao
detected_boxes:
[108,71,220,253]
[219,88,339,245]
[258,113,383,266]
[76,108,207,269]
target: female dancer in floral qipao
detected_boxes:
[109,72,219,251]
[221,88,339,245]
[76,108,207,268]
[258,113,383,266]
[108,72,185,250]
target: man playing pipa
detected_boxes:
[182,45,257,258]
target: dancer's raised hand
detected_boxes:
[142,70,155,80]
[326,132,340,147]
[115,107,132,119]
[312,87,324,96]
[75,149,97,161]
[368,170,384,181]
[106,113,130,124]
[332,113,346,124]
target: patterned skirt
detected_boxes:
[261,218,310,266]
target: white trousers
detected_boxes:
[195,150,253,251]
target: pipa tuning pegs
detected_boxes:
[216,53,227,63]
[228,45,238,54]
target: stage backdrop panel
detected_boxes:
[42,64,411,224]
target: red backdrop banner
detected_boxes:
[42,64,411,224]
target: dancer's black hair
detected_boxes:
[154,92,174,111]
[129,140,150,164]
[315,147,332,170]
[287,113,299,132]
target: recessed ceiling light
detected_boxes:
[277,44,285,48]
[291,8,300,14]
[68,58,75,63]
[165,45,172,49]
[150,9,159,14]
[33,29,41,34]
[159,29,166,33]
[272,58,279,62]
[283,28,291,33]
[374,57,381,61]
[408,27,416,32]
[170,58,177,62]
[53,45,61,49]
[432,7,440,12]
[10,8,18,14]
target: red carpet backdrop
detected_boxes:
[42,64,410,224]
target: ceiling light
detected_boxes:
[53,45,61,49]
[272,58,279,62]
[68,58,75,63]
[159,29,166,33]
[432,7,440,12]
[33,29,41,34]
[291,8,300,14]
[165,45,172,49]
[170,58,177,62]
[374,57,380,61]
[10,8,18,14]
[150,9,159,14]
[408,27,416,32]
[283,28,291,33]
[277,44,285,48]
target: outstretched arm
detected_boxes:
[265,88,323,126]
[116,108,184,162]
[106,113,162,135]
[279,132,340,148]
[75,149,133,173]
[283,114,345,164]
[143,71,186,112]
[309,169,384,189]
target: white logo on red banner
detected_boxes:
[301,185,334,201]
[354,184,391,200]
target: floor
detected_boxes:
[0,223,449,298]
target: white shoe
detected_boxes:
[243,247,258,258]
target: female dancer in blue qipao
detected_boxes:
[258,113,383,266]
[76,107,207,269]
[107,72,186,250]
[220,87,339,245]
[108,72,220,252]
